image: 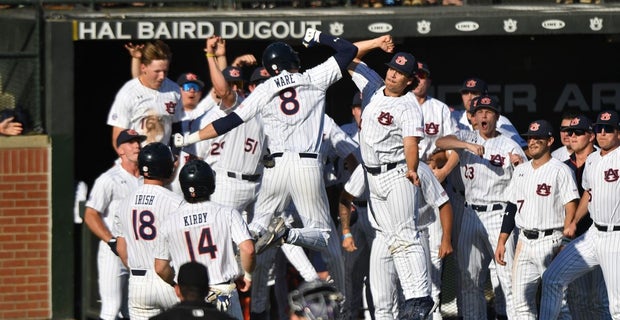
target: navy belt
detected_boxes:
[594,223,620,232]
[227,171,261,182]
[467,203,503,212]
[271,152,318,159]
[131,269,147,276]
[364,162,398,175]
[522,229,554,240]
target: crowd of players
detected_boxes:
[83,30,620,320]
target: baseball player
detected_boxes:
[154,160,255,320]
[540,110,620,319]
[114,142,184,320]
[83,129,146,320]
[174,29,359,293]
[169,72,209,195]
[347,34,435,319]
[562,114,610,319]
[412,61,459,320]
[107,40,182,149]
[150,262,237,320]
[494,120,579,319]
[436,94,526,320]
[551,109,580,162]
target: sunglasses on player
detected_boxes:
[182,82,202,92]
[565,129,588,136]
[594,124,617,134]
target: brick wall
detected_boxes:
[0,136,51,319]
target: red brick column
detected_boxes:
[0,136,51,319]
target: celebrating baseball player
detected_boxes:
[288,280,345,320]
[83,129,146,320]
[154,160,255,320]
[562,114,610,319]
[114,142,184,320]
[494,120,579,319]
[540,110,620,319]
[436,94,526,319]
[107,40,182,149]
[346,34,436,319]
[173,29,359,294]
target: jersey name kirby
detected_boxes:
[183,212,209,227]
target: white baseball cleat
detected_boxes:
[255,216,288,254]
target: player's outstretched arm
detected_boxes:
[205,36,236,108]
[125,42,143,78]
[303,29,358,70]
[436,134,484,156]
[433,150,459,183]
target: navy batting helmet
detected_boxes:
[262,42,300,77]
[179,160,215,203]
[288,280,344,320]
[138,142,175,180]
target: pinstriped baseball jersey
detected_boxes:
[195,94,265,175]
[87,163,143,230]
[507,158,579,230]
[322,115,360,186]
[107,78,181,145]
[154,201,252,284]
[350,62,424,167]
[114,184,184,270]
[453,110,527,148]
[171,105,211,196]
[418,97,458,162]
[551,146,571,162]
[233,58,343,154]
[455,130,526,204]
[582,147,620,225]
[417,162,450,228]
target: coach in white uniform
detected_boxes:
[495,120,579,319]
[84,129,146,320]
[540,110,620,319]
[436,95,526,320]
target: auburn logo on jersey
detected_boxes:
[489,154,505,167]
[378,112,394,125]
[604,168,619,182]
[425,122,439,135]
[536,183,552,196]
[165,101,177,114]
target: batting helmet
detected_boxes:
[179,160,215,203]
[262,42,300,77]
[138,142,175,180]
[288,280,344,320]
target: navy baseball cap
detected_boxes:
[521,120,554,138]
[250,67,270,84]
[470,94,500,114]
[223,66,244,82]
[176,72,205,88]
[460,77,488,94]
[417,62,431,77]
[177,262,209,295]
[116,129,146,147]
[385,52,417,77]
[351,91,362,107]
[568,115,593,131]
[593,110,620,128]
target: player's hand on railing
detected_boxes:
[302,28,322,48]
